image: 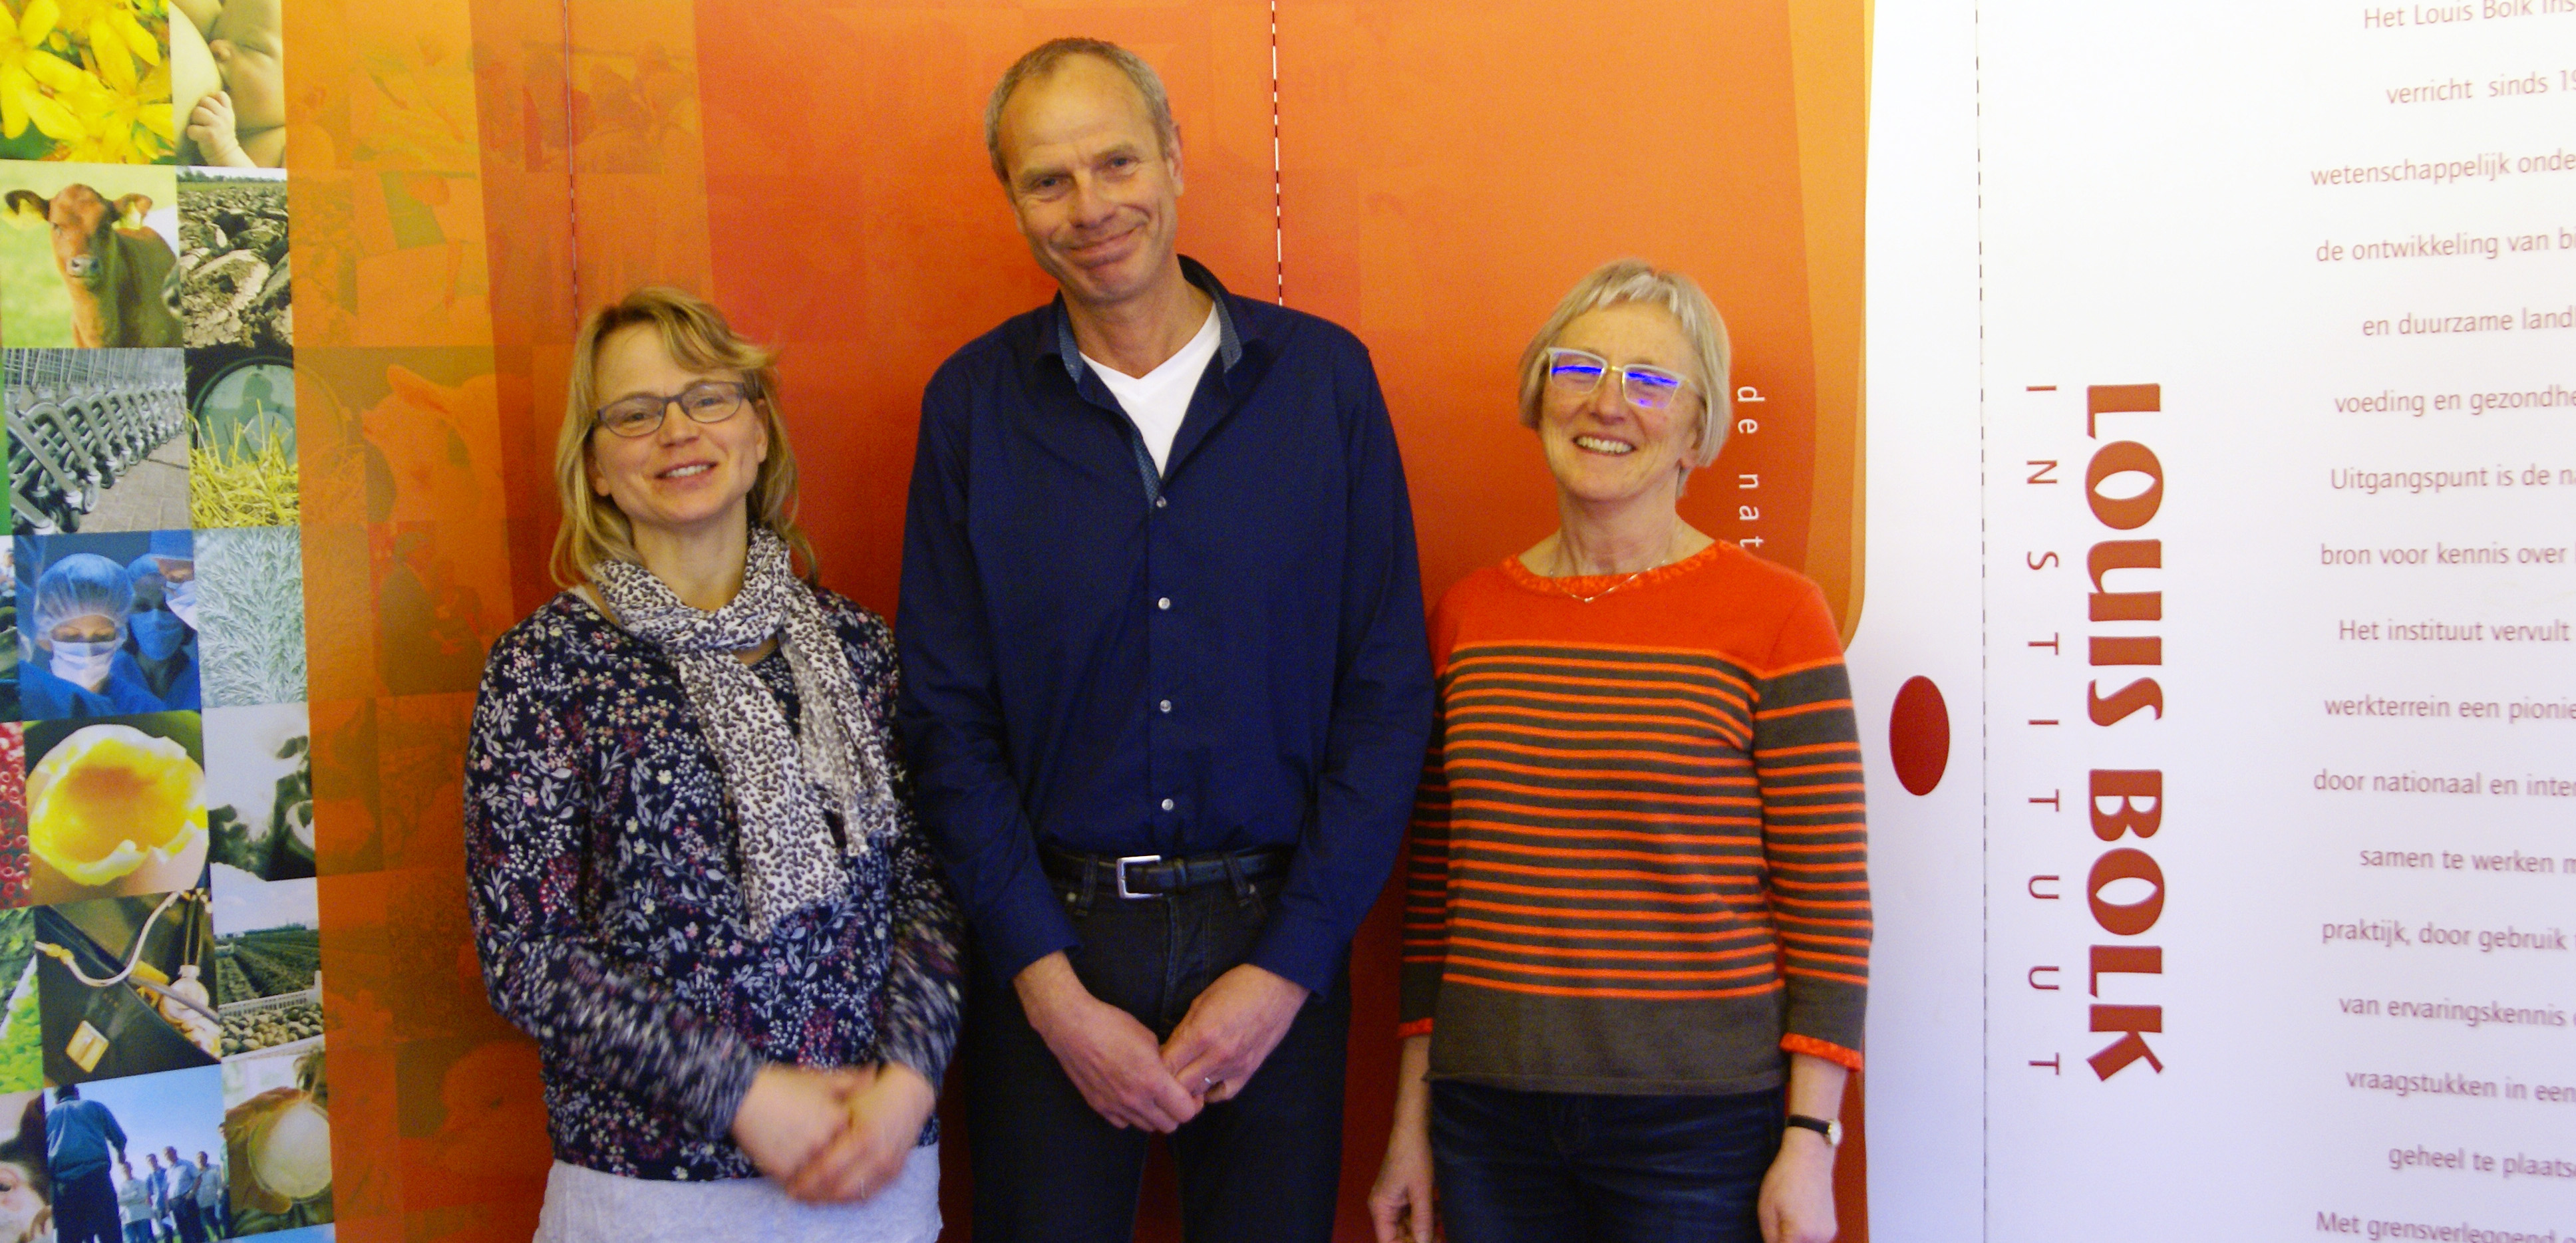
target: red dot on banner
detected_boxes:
[1888,676,1950,796]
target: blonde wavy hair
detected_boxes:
[550,286,816,587]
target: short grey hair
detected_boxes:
[985,38,1179,184]
[1516,259,1733,470]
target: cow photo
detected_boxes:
[1,162,182,349]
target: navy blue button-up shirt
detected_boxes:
[896,258,1434,994]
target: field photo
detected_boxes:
[1,164,180,348]
[188,345,295,527]
[5,350,191,535]
[176,167,289,347]
[178,168,290,348]
[37,887,220,1085]
[210,868,317,1057]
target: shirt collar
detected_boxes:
[1041,255,1247,385]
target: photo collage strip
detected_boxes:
[1,0,329,1240]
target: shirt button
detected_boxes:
[1160,798,1176,811]
[1158,699,1172,713]
[1156,597,1172,611]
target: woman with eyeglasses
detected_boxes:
[1368,261,1868,1243]
[463,287,963,1243]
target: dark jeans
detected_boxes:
[55,1168,120,1243]
[1430,1081,1787,1243]
[172,1200,206,1243]
[965,868,1351,1243]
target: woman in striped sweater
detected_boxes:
[1368,261,1867,1243]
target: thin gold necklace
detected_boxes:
[1547,522,1681,605]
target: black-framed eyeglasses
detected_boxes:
[1543,348,1696,412]
[593,380,757,438]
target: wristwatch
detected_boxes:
[1784,1114,1843,1147]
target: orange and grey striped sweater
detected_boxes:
[1398,541,1869,1095]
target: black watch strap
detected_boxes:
[1784,1114,1840,1146]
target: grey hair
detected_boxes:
[985,38,1180,184]
[1516,259,1733,470]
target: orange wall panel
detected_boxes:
[1279,0,1833,605]
[692,1,1280,614]
[415,2,1866,1239]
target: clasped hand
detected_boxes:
[729,1061,937,1203]
[1019,954,1309,1133]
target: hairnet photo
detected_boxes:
[15,531,202,722]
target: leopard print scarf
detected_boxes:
[591,528,899,936]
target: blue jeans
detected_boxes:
[963,867,1350,1243]
[1430,1081,1786,1243]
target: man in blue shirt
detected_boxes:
[159,1148,204,1243]
[44,1083,128,1243]
[192,1149,226,1239]
[888,36,1432,1243]
[142,1153,168,1238]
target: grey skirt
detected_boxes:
[534,1145,940,1243]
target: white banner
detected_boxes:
[1862,3,2576,1238]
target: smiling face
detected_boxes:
[1535,301,1707,513]
[583,324,769,547]
[995,55,1184,313]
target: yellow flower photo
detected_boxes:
[1,0,173,164]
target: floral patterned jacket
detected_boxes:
[464,589,963,1180]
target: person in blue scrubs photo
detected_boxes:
[120,533,200,710]
[20,553,162,720]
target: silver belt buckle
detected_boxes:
[1115,854,1163,899]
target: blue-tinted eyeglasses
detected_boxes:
[1543,348,1696,411]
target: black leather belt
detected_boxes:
[1041,845,1291,900]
